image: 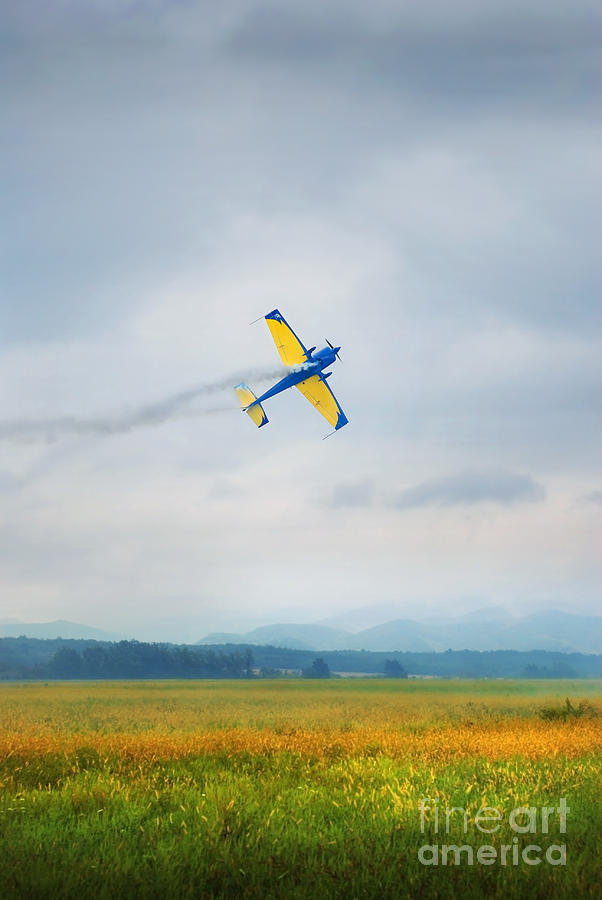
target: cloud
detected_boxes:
[579,489,602,506]
[208,478,245,500]
[329,480,374,508]
[2,1,599,346]
[0,471,21,495]
[228,2,600,108]
[394,470,546,509]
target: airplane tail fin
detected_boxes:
[234,383,269,428]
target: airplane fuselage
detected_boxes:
[248,346,340,408]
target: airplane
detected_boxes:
[234,309,348,434]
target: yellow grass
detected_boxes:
[1,680,600,765]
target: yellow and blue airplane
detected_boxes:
[235,309,348,433]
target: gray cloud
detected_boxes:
[394,470,546,509]
[579,489,602,506]
[330,480,374,509]
[228,4,600,108]
[2,1,599,344]
[0,471,21,495]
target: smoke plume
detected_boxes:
[0,367,285,442]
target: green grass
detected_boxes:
[1,754,600,898]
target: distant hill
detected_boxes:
[198,610,602,654]
[491,611,602,654]
[200,623,351,651]
[346,619,436,652]
[0,620,125,641]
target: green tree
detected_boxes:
[50,648,83,678]
[383,659,407,678]
[303,657,331,678]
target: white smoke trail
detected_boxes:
[0,367,285,443]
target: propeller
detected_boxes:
[326,339,342,361]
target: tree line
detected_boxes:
[202,644,600,678]
[0,636,600,680]
[1,640,254,679]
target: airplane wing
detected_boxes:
[265,309,309,366]
[295,375,348,430]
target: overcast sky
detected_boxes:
[1,1,600,640]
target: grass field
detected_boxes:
[1,679,600,898]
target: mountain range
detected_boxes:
[0,620,125,641]
[2,610,600,654]
[199,610,602,654]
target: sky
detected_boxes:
[0,0,600,641]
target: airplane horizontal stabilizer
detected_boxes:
[234,383,269,428]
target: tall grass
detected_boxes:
[1,680,600,898]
